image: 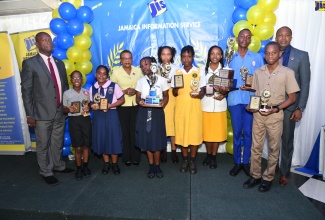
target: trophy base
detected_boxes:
[259,108,270,112]
[190,92,199,96]
[82,112,90,117]
[144,97,161,107]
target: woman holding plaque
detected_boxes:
[157,46,179,164]
[201,46,228,169]
[172,45,206,175]
[135,57,169,178]
[90,65,125,175]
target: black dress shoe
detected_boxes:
[229,164,243,176]
[189,161,197,175]
[102,163,111,175]
[132,161,139,166]
[125,161,132,166]
[161,150,167,163]
[54,167,75,174]
[243,164,250,176]
[75,169,83,181]
[112,163,121,175]
[258,180,272,192]
[180,160,189,173]
[148,165,155,178]
[209,159,217,169]
[243,177,262,189]
[82,167,91,178]
[155,166,164,178]
[43,176,60,185]
[202,155,211,166]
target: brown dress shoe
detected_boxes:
[279,175,289,186]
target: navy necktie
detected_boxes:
[146,110,152,133]
[48,58,60,107]
[100,86,105,96]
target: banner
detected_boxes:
[0,32,30,155]
[85,0,234,71]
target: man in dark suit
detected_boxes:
[275,26,311,186]
[21,32,75,185]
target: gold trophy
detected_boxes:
[240,66,253,87]
[81,99,90,117]
[93,93,101,109]
[224,37,236,69]
[260,89,271,112]
[190,72,199,95]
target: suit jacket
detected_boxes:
[21,54,69,120]
[285,46,311,111]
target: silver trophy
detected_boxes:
[260,89,271,112]
[161,63,171,78]
[239,66,248,82]
[224,37,236,69]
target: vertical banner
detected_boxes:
[0,32,30,155]
[85,0,234,71]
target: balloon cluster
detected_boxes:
[232,0,279,55]
[50,0,96,156]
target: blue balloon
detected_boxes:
[65,123,69,132]
[76,6,94,23]
[234,0,240,8]
[57,32,74,50]
[65,117,69,124]
[232,7,247,23]
[82,83,93,90]
[62,146,72,156]
[238,0,257,9]
[259,39,272,53]
[52,47,67,60]
[53,37,58,48]
[229,25,235,37]
[50,18,67,35]
[59,2,77,21]
[86,73,95,84]
[64,132,72,146]
[67,18,84,36]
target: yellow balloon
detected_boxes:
[233,42,238,51]
[75,60,93,75]
[82,24,93,37]
[52,8,60,18]
[247,5,266,25]
[248,36,262,52]
[67,46,83,63]
[226,140,234,155]
[263,11,276,26]
[70,146,75,155]
[74,35,92,51]
[257,0,280,12]
[63,59,75,76]
[81,50,92,61]
[253,22,274,40]
[62,0,82,9]
[233,20,253,37]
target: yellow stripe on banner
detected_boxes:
[0,32,14,79]
[0,144,25,151]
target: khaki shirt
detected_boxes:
[252,64,300,106]
[111,66,143,106]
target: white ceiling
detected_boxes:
[0,0,59,16]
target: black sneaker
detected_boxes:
[75,169,83,181]
[83,167,91,178]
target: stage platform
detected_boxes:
[0,152,323,220]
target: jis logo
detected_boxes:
[148,0,167,18]
[315,1,325,11]
[24,35,37,51]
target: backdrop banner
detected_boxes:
[84,0,234,71]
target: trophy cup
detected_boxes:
[161,63,171,78]
[81,99,90,117]
[224,37,236,69]
[240,66,253,87]
[190,72,199,95]
[260,89,271,112]
[93,93,101,109]
[145,73,161,106]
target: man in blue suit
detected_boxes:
[21,32,75,185]
[275,26,311,186]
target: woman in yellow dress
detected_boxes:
[172,45,205,175]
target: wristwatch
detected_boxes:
[296,107,304,112]
[274,106,280,113]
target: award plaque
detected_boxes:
[205,84,214,95]
[99,98,108,110]
[82,99,90,117]
[245,73,253,87]
[190,72,199,95]
[219,69,234,79]
[249,96,261,110]
[174,75,184,88]
[71,101,80,113]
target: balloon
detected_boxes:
[226,140,234,154]
[67,18,84,36]
[86,72,96,84]
[52,8,60,18]
[63,59,75,76]
[59,2,77,21]
[247,5,265,25]
[81,50,92,61]
[75,60,93,75]
[248,36,262,52]
[70,146,76,155]
[53,36,58,48]
[233,41,238,51]
[263,11,276,26]
[82,83,93,90]
[232,7,247,24]
[67,46,82,62]
[62,146,72,156]
[62,0,82,9]
[81,24,93,37]
[238,0,257,9]
[74,35,92,51]
[253,22,274,40]
[76,6,94,23]
[64,132,72,146]
[234,0,240,8]
[49,18,67,35]
[257,0,280,12]
[57,32,74,50]
[259,39,272,53]
[233,20,253,37]
[52,47,67,60]
[65,123,69,132]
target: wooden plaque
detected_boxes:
[99,98,108,110]
[71,101,80,113]
[245,73,253,87]
[174,75,184,88]
[219,69,234,79]
[249,96,261,110]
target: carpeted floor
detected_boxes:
[0,152,323,220]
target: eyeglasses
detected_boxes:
[71,77,82,80]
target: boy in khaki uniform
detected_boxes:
[242,41,300,192]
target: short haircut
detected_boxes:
[265,41,281,51]
[120,50,132,60]
[96,65,109,76]
[181,45,195,57]
[70,70,82,79]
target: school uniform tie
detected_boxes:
[146,110,152,133]
[100,86,105,96]
[48,57,60,107]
